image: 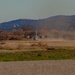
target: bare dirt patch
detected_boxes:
[0,60,75,75]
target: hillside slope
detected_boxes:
[0,15,75,31]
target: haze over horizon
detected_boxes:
[0,0,75,23]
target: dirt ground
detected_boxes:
[0,60,75,75]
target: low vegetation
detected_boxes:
[0,24,75,61]
[0,40,75,61]
[0,28,75,41]
[0,48,75,61]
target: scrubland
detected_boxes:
[0,40,75,61]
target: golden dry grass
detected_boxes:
[0,39,75,50]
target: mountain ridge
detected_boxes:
[0,15,75,31]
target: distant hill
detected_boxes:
[0,15,75,31]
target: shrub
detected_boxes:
[0,41,6,45]
[0,45,3,49]
[47,47,55,50]
[37,53,42,56]
[38,42,47,47]
[31,44,38,46]
[17,43,24,50]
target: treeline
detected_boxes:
[0,28,75,40]
[49,30,75,40]
[0,29,35,40]
[0,25,39,40]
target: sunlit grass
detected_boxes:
[0,48,75,61]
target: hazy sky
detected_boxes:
[0,0,75,23]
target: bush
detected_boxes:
[38,42,47,47]
[0,45,3,49]
[17,43,24,50]
[47,47,55,50]
[37,53,42,56]
[0,41,6,45]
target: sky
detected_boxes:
[0,0,75,23]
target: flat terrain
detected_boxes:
[0,40,75,61]
[0,39,75,51]
[0,40,75,75]
[0,60,75,75]
[6,39,75,47]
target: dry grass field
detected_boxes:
[0,39,75,61]
[0,40,75,75]
[0,39,75,51]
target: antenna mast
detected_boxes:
[34,29,38,40]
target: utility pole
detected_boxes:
[33,29,38,40]
[35,29,38,40]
